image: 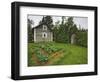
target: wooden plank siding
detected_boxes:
[34,25,53,42]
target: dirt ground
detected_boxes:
[32,50,64,65]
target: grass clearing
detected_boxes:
[28,42,87,66]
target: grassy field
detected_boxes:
[28,42,87,66]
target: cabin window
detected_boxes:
[42,32,47,38]
[43,25,47,30]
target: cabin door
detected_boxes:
[71,34,76,44]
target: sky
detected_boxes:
[28,15,88,29]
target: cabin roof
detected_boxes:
[32,23,53,31]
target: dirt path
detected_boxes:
[45,50,64,65]
[32,54,41,65]
[32,50,64,65]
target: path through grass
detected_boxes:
[28,42,87,66]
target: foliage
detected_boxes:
[76,30,88,47]
[28,16,88,47]
[28,42,87,66]
[52,17,87,47]
[28,19,34,42]
[28,42,62,65]
[34,48,48,63]
[41,16,53,30]
[53,17,77,43]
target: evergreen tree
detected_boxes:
[76,28,88,47]
[66,17,75,43]
[28,19,34,42]
[53,21,60,41]
[41,16,53,30]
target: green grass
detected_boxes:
[53,43,87,65]
[28,42,87,66]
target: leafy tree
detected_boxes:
[52,16,87,47]
[57,23,69,43]
[53,21,60,41]
[28,19,34,42]
[70,24,78,34]
[53,17,69,43]
[76,29,88,47]
[65,17,76,43]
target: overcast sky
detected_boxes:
[28,15,88,29]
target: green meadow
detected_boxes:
[28,42,87,66]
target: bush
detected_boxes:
[76,31,87,47]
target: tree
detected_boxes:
[70,24,78,34]
[41,16,53,30]
[53,16,69,43]
[28,19,34,42]
[57,24,68,43]
[53,16,87,47]
[65,17,75,43]
[61,16,66,25]
[76,27,88,47]
[53,21,60,41]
